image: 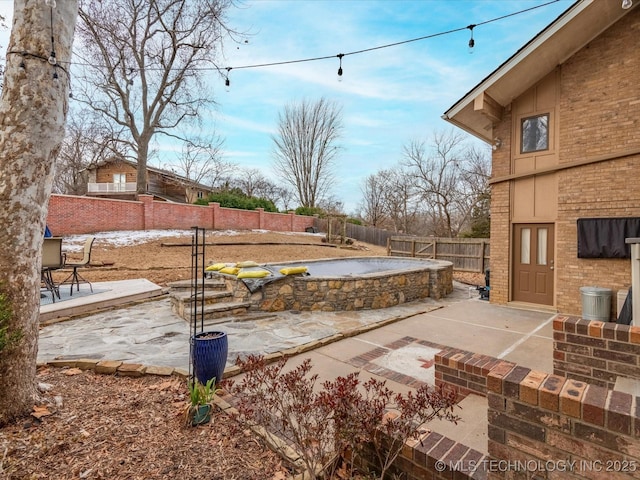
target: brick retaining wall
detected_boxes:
[46,194,314,235]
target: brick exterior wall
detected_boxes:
[553,315,640,389]
[46,194,314,235]
[490,9,640,315]
[487,365,639,480]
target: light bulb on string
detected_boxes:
[48,51,56,65]
[44,0,56,7]
[337,54,344,82]
[52,70,59,86]
[467,25,476,54]
[225,67,232,92]
[622,0,633,9]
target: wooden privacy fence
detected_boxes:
[313,217,411,247]
[387,236,490,273]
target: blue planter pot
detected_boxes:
[192,331,228,385]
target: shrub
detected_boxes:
[195,190,278,212]
[294,206,324,217]
[225,355,459,479]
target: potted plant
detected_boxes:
[191,330,228,386]
[184,377,218,427]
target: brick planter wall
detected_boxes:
[487,365,639,479]
[553,315,640,389]
[435,347,514,400]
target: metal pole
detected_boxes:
[625,238,640,326]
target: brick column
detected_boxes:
[257,208,265,229]
[209,202,220,230]
[139,194,154,230]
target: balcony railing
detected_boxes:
[87,182,137,193]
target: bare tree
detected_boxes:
[383,166,419,234]
[272,98,343,208]
[162,134,231,202]
[74,0,235,195]
[230,167,274,198]
[55,111,127,194]
[404,131,482,237]
[360,172,388,227]
[0,1,77,425]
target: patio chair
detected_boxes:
[60,236,95,295]
[41,237,65,302]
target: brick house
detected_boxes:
[443,0,640,318]
[85,157,214,204]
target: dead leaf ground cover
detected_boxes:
[1,230,483,478]
[0,367,288,479]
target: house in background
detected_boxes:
[85,157,214,204]
[443,0,640,317]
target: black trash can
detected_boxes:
[478,268,490,300]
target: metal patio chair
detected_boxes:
[41,237,65,302]
[60,236,95,295]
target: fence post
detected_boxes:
[386,237,391,256]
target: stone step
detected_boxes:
[166,279,227,291]
[169,291,237,319]
[169,289,234,306]
[172,301,253,324]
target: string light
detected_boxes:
[225,67,232,92]
[467,25,476,54]
[337,54,344,82]
[622,0,633,9]
[12,0,562,91]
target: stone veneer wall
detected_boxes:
[487,365,639,480]
[553,315,640,389]
[224,260,453,312]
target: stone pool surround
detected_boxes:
[218,256,453,312]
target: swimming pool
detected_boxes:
[219,256,453,312]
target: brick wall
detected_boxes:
[46,194,314,235]
[358,430,490,480]
[553,315,640,389]
[487,364,639,480]
[488,9,640,314]
[488,112,512,307]
[48,194,144,235]
[435,347,513,400]
[554,10,640,316]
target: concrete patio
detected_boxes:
[38,279,556,455]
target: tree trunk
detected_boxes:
[0,0,77,426]
[136,131,151,196]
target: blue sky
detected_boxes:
[0,0,573,213]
